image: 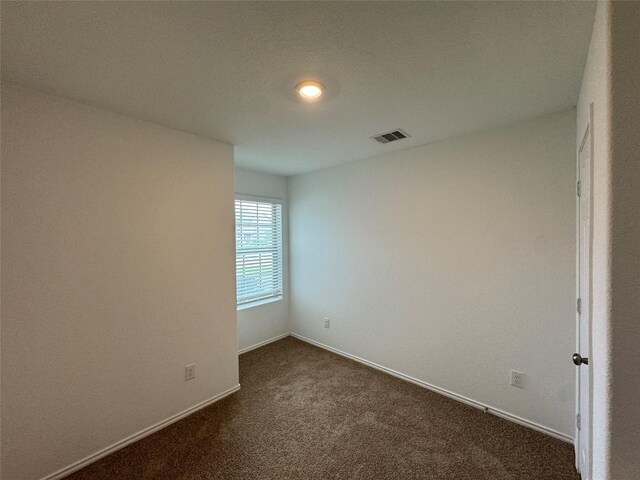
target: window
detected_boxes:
[235,197,283,307]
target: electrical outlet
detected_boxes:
[324,317,330,329]
[185,363,196,381]
[510,370,524,388]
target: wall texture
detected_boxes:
[235,168,289,352]
[608,2,640,476]
[289,110,577,438]
[0,84,239,480]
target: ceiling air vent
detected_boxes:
[371,129,410,144]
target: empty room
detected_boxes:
[1,1,639,480]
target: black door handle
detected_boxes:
[573,353,589,365]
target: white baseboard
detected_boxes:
[41,384,241,480]
[41,332,571,480]
[290,333,574,444]
[238,332,290,354]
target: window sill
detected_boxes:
[237,295,283,311]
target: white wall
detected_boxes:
[235,168,289,352]
[608,3,640,476]
[289,109,577,438]
[579,1,640,478]
[0,84,239,480]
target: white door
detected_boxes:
[575,122,591,479]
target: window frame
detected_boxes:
[235,194,284,310]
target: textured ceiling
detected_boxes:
[1,1,595,176]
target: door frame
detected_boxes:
[575,103,594,477]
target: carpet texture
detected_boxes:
[67,336,578,479]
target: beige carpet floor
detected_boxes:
[67,336,578,479]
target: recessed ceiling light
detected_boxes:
[295,80,325,100]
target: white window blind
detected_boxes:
[235,198,283,306]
